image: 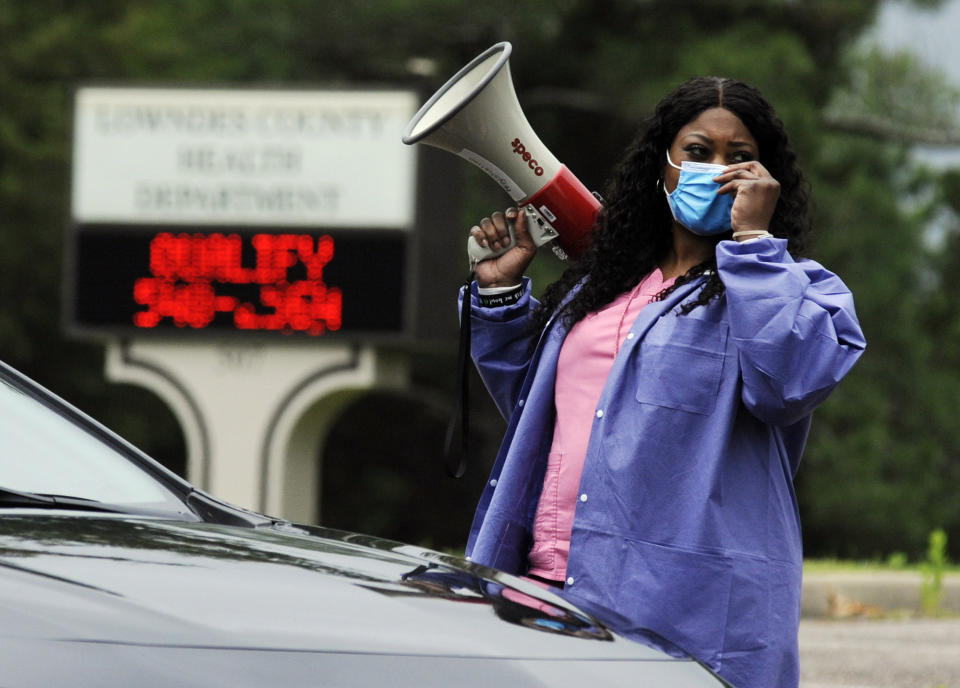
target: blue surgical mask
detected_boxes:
[663,152,733,236]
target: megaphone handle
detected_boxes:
[466,204,562,263]
[466,222,517,263]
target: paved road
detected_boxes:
[799,617,960,688]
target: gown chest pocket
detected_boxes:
[635,315,728,415]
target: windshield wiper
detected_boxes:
[0,487,131,514]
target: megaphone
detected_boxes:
[402,42,601,263]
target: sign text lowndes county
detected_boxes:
[71,88,418,227]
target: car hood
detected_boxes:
[0,514,668,661]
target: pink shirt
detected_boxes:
[527,269,674,581]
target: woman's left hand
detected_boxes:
[713,161,780,238]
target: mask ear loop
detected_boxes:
[661,151,682,197]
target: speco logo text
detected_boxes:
[511,138,545,176]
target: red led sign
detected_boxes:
[133,232,342,335]
[68,227,407,338]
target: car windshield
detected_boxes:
[0,371,186,513]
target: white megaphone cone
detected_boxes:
[402,42,601,263]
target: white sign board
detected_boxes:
[72,87,419,228]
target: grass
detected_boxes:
[803,558,960,574]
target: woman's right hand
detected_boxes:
[470,208,537,288]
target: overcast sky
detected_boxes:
[873,0,960,84]
[872,0,960,165]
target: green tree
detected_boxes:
[798,45,960,559]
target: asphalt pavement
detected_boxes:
[800,617,960,687]
[799,572,960,688]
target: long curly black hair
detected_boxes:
[532,76,811,333]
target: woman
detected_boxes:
[461,77,866,688]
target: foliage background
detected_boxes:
[1,0,959,560]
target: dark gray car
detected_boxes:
[0,360,729,687]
